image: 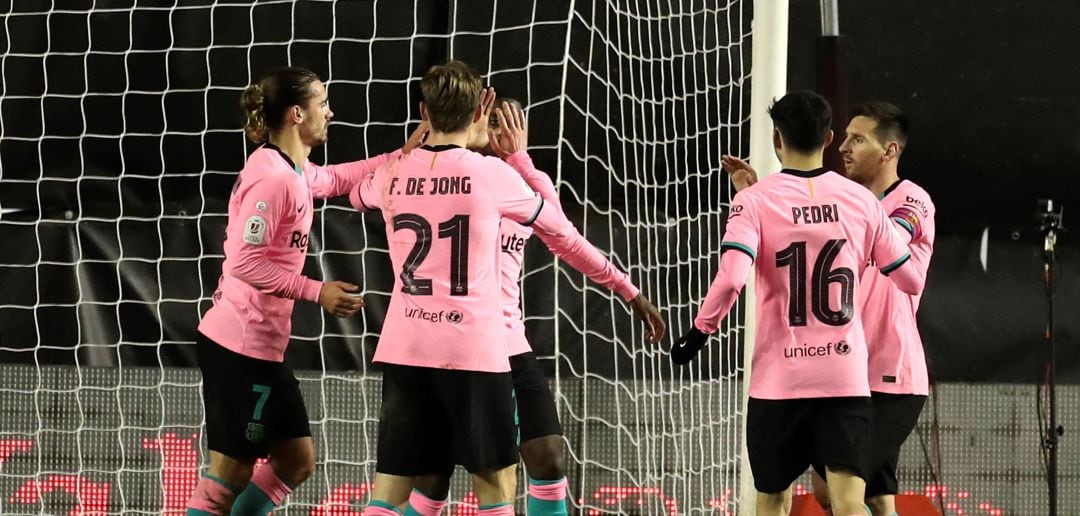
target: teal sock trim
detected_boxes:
[229,482,275,515]
[403,505,421,516]
[527,496,567,516]
[368,499,404,514]
[527,476,565,486]
[203,474,242,494]
[186,510,217,516]
[478,502,512,510]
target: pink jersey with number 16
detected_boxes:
[694,168,913,400]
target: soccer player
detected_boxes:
[725,102,934,516]
[186,67,426,516]
[405,99,666,515]
[669,91,922,516]
[352,61,663,516]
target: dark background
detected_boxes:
[787,1,1080,383]
[0,0,1076,383]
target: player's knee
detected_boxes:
[756,491,791,516]
[866,495,891,516]
[292,455,316,484]
[520,435,566,480]
[271,452,316,486]
[413,472,453,501]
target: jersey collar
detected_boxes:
[780,167,827,178]
[421,144,463,152]
[262,142,302,175]
[879,178,905,200]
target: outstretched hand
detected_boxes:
[628,294,666,344]
[722,155,758,192]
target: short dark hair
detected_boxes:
[768,91,832,153]
[239,67,320,143]
[851,101,909,152]
[421,60,483,133]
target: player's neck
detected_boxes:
[866,167,901,198]
[424,129,470,148]
[268,132,311,169]
[779,152,823,172]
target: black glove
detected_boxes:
[670,327,710,365]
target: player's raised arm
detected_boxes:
[670,191,759,364]
[487,165,666,343]
[307,121,430,198]
[488,103,561,207]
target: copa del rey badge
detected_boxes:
[243,215,267,244]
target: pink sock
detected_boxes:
[528,477,567,501]
[186,476,238,515]
[249,465,293,506]
[477,503,514,515]
[407,489,447,515]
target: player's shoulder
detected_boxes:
[822,171,879,204]
[240,148,297,190]
[467,152,530,188]
[467,151,518,173]
[894,179,934,206]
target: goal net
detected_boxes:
[0,1,754,514]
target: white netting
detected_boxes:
[548,2,751,514]
[0,1,752,514]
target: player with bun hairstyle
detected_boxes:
[185,67,426,516]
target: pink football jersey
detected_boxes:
[863,179,935,395]
[694,168,914,399]
[351,146,636,372]
[199,144,396,362]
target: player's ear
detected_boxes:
[772,128,782,151]
[419,102,429,122]
[823,129,834,148]
[290,105,303,124]
[883,141,898,160]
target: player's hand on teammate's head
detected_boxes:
[402,120,430,155]
[479,87,497,122]
[721,155,758,192]
[318,281,365,318]
[488,101,528,159]
[628,294,666,344]
[670,327,709,365]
